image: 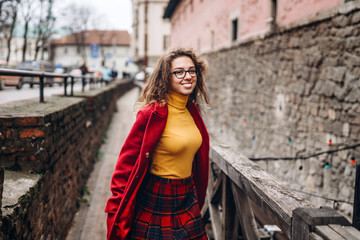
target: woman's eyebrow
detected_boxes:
[173,66,196,70]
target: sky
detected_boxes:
[53,0,133,32]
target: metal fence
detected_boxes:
[0,68,103,103]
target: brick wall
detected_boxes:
[0,168,3,240]
[0,80,134,239]
[204,2,360,218]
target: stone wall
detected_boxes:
[0,80,134,239]
[0,168,3,240]
[203,2,360,218]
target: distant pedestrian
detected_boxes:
[103,67,112,85]
[105,48,210,240]
[79,62,88,91]
[111,69,118,81]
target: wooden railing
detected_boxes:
[202,137,360,240]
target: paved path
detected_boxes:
[66,87,139,240]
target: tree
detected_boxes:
[0,0,20,63]
[33,0,56,61]
[61,3,92,62]
[19,0,37,61]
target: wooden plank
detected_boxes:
[231,181,260,240]
[309,232,325,240]
[210,174,222,205]
[328,224,360,240]
[201,198,210,222]
[314,225,346,240]
[207,159,222,240]
[208,197,222,240]
[210,137,314,238]
[343,226,360,239]
[222,175,237,240]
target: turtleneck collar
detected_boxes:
[168,90,189,109]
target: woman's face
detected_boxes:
[170,56,197,96]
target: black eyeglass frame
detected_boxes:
[171,69,198,79]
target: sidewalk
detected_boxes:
[66,87,139,240]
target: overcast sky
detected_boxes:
[53,0,133,32]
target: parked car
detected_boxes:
[54,68,65,86]
[0,63,23,90]
[16,61,55,87]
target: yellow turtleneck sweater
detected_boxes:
[149,91,202,179]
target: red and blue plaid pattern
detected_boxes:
[129,174,208,240]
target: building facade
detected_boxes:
[132,0,171,68]
[50,30,130,74]
[164,0,342,53]
[0,23,42,67]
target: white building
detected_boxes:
[132,0,171,68]
[0,23,41,67]
[50,30,131,74]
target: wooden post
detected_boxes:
[231,182,260,240]
[353,163,360,230]
[222,174,237,240]
[207,164,222,240]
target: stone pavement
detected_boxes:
[66,87,139,240]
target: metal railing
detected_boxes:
[0,68,103,103]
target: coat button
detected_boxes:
[146,152,149,158]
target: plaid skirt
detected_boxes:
[128,174,208,240]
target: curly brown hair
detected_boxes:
[137,48,209,110]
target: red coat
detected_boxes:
[104,101,209,240]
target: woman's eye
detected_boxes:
[176,70,184,74]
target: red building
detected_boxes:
[164,0,342,53]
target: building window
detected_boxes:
[270,0,277,31]
[163,35,169,50]
[232,18,238,42]
[211,31,215,50]
[64,47,68,54]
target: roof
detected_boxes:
[163,0,180,19]
[51,30,130,46]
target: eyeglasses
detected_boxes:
[171,69,197,79]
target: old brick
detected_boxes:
[2,145,18,154]
[19,129,45,139]
[17,155,29,162]
[0,118,13,127]
[14,117,44,127]
[4,129,18,139]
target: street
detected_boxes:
[0,82,85,105]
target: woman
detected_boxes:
[105,48,210,240]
